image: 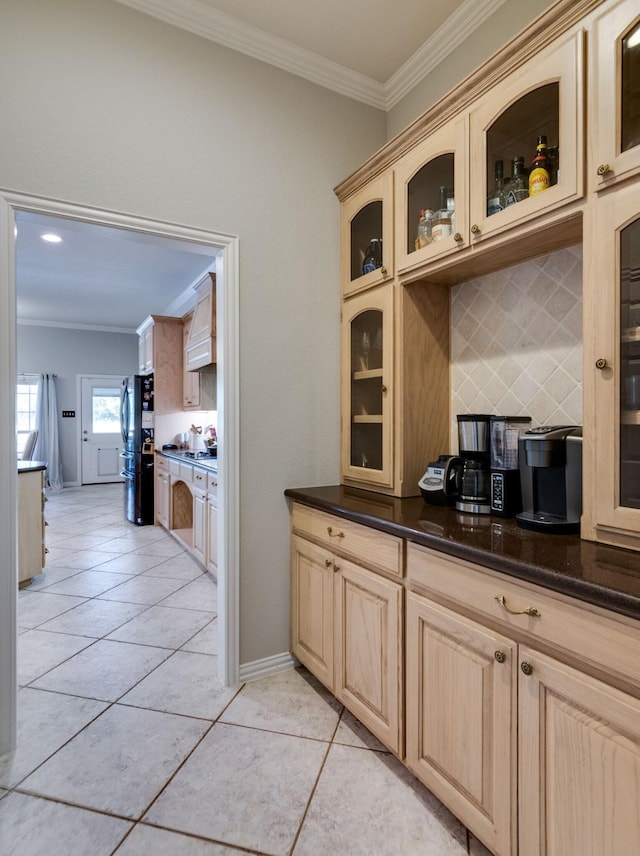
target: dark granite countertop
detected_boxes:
[158,449,218,473]
[284,484,640,622]
[18,461,47,473]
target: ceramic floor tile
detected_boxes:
[120,651,237,719]
[30,639,172,701]
[0,792,131,856]
[98,574,191,605]
[114,824,249,855]
[18,629,95,686]
[39,570,134,597]
[333,708,390,752]
[294,744,467,855]
[159,575,217,611]
[18,592,88,629]
[106,605,213,649]
[23,566,83,589]
[181,618,218,654]
[0,688,107,787]
[142,554,205,580]
[46,549,121,569]
[21,704,209,819]
[144,723,328,855]
[221,667,342,740]
[48,533,122,550]
[38,598,149,638]
[89,552,168,575]
[132,539,187,558]
[89,536,148,554]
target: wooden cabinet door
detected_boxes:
[334,558,403,755]
[185,274,215,370]
[207,495,218,576]
[290,535,335,690]
[405,592,516,856]
[591,0,640,192]
[341,172,394,299]
[518,648,640,856]
[192,488,207,565]
[341,284,394,490]
[469,30,584,244]
[139,323,153,375]
[156,470,170,528]
[183,312,201,409]
[394,116,468,274]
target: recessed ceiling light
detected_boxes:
[41,233,62,243]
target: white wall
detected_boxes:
[16,325,138,484]
[386,0,557,139]
[0,0,387,667]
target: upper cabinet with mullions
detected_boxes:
[592,0,640,191]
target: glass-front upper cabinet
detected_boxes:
[341,172,393,298]
[592,0,640,190]
[468,31,583,243]
[589,182,640,544]
[341,285,394,490]
[394,117,467,274]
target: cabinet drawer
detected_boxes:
[407,543,640,694]
[291,502,403,579]
[193,468,207,489]
[167,459,180,477]
[156,456,168,473]
[207,472,218,491]
[178,463,194,483]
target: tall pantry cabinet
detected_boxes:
[583,0,640,550]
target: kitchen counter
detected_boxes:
[284,484,640,621]
[158,449,218,472]
[18,461,47,473]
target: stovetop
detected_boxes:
[159,448,218,470]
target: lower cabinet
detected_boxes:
[18,468,46,587]
[291,530,403,755]
[406,543,640,856]
[192,486,207,565]
[156,467,170,529]
[207,491,218,576]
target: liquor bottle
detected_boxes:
[416,209,433,249]
[528,135,550,196]
[505,157,529,206]
[362,238,382,274]
[431,187,453,242]
[487,159,505,216]
[447,194,456,233]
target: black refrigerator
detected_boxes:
[120,375,155,525]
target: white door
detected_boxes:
[80,376,124,484]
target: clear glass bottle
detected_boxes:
[528,135,550,196]
[416,208,433,249]
[504,157,529,207]
[447,194,456,233]
[487,159,505,216]
[362,238,382,274]
[432,186,453,241]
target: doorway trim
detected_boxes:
[0,189,240,756]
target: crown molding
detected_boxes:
[17,318,137,334]
[113,0,505,111]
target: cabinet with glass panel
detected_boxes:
[341,173,393,299]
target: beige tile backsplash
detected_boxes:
[450,246,583,451]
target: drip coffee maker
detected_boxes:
[455,414,492,514]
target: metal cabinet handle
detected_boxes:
[494,651,506,664]
[495,595,541,617]
[470,224,481,234]
[521,661,534,676]
[597,163,610,177]
[453,232,463,242]
[381,385,388,393]
[333,562,340,573]
[595,358,608,370]
[327,526,344,539]
[380,266,388,276]
[325,559,333,568]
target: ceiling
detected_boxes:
[16,1,506,333]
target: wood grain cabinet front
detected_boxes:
[341,172,394,299]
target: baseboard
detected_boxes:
[238,651,298,683]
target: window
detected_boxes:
[92,387,121,434]
[16,374,39,455]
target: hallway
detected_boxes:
[0,484,485,855]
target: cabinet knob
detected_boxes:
[520,661,533,676]
[470,224,481,235]
[380,266,388,276]
[327,526,345,539]
[325,558,333,568]
[596,163,610,177]
[381,385,388,393]
[494,651,506,664]
[333,562,340,573]
[595,358,608,370]
[453,232,463,243]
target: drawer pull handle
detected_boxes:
[495,595,541,618]
[325,559,333,568]
[596,163,610,177]
[333,563,340,573]
[494,650,506,664]
[521,661,534,676]
[327,527,344,539]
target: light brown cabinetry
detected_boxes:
[155,455,170,529]
[406,542,640,856]
[207,472,218,577]
[183,310,216,412]
[591,0,640,192]
[185,273,216,370]
[290,503,403,753]
[18,468,46,587]
[341,173,393,299]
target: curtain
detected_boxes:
[33,374,63,490]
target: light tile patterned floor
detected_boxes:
[0,483,492,855]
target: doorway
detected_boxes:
[0,189,240,756]
[79,375,124,484]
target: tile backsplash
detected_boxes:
[450,246,583,451]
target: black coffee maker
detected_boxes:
[455,414,492,514]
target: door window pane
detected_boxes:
[92,388,120,433]
[622,20,640,153]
